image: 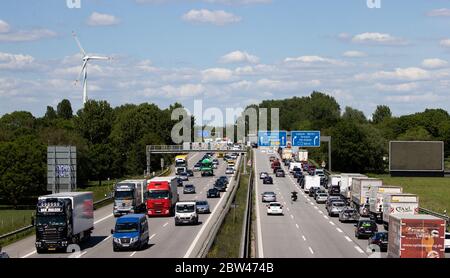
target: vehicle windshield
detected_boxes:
[344,210,355,214]
[180,172,187,176]
[197,201,207,206]
[115,222,138,233]
[176,204,195,213]
[270,203,281,207]
[114,190,134,200]
[318,194,328,197]
[333,202,345,207]
[36,215,65,226]
[264,192,275,195]
[185,185,194,188]
[148,190,169,199]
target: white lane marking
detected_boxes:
[306,198,310,202]
[283,202,287,205]
[94,214,113,225]
[345,236,352,242]
[323,215,329,220]
[150,234,156,240]
[101,235,112,243]
[302,236,306,241]
[329,221,335,226]
[309,202,314,205]
[69,251,87,258]
[21,251,37,258]
[295,224,299,229]
[130,251,137,257]
[336,228,343,233]
[314,206,318,210]
[286,207,290,211]
[355,246,365,254]
[163,222,168,227]
[290,215,294,219]
[308,247,314,254]
[318,210,323,214]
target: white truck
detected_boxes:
[113,179,146,217]
[289,162,303,174]
[382,193,419,230]
[339,173,367,200]
[35,192,94,253]
[298,150,308,162]
[282,148,293,161]
[304,175,321,193]
[174,201,198,226]
[368,185,403,222]
[351,178,382,216]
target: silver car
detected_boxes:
[339,207,359,223]
[315,193,328,204]
[328,201,346,217]
[196,201,211,214]
[261,192,277,202]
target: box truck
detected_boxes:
[35,192,94,253]
[339,173,367,201]
[298,150,308,162]
[382,193,419,230]
[351,178,383,216]
[369,185,403,222]
[304,175,321,193]
[328,175,341,196]
[281,148,293,162]
[113,179,146,217]
[388,214,446,258]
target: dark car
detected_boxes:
[186,170,194,177]
[328,185,340,196]
[293,170,303,179]
[263,176,273,184]
[309,187,319,197]
[355,219,378,239]
[273,166,281,174]
[251,142,258,148]
[275,169,285,177]
[214,180,227,192]
[183,184,196,194]
[179,172,189,181]
[297,176,305,188]
[207,188,220,198]
[218,176,229,185]
[175,178,183,187]
[368,232,388,252]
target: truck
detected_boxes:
[289,162,303,174]
[328,175,341,195]
[382,193,419,230]
[281,148,293,162]
[304,175,321,193]
[175,154,188,174]
[146,176,179,217]
[368,185,403,222]
[35,192,94,253]
[201,158,214,177]
[351,178,383,216]
[388,214,446,258]
[298,149,308,162]
[339,173,367,201]
[113,180,146,217]
[271,159,281,170]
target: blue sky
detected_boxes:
[1,0,450,119]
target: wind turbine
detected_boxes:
[72,31,111,105]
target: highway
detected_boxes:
[254,149,378,258]
[4,152,240,258]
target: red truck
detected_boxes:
[146,177,179,217]
[271,159,281,170]
[388,214,446,258]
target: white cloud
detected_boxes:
[440,39,450,48]
[87,12,120,26]
[342,51,367,58]
[385,93,441,103]
[0,20,10,33]
[162,84,205,98]
[422,58,448,69]
[355,67,430,81]
[0,29,56,42]
[351,32,408,45]
[284,55,346,66]
[220,50,259,64]
[0,52,35,70]
[182,9,241,26]
[202,68,234,82]
[427,8,450,17]
[375,82,419,92]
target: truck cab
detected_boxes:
[113,180,145,217]
[174,201,198,226]
[112,214,149,252]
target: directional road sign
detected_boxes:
[258,131,287,147]
[292,131,321,147]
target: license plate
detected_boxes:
[48,248,56,251]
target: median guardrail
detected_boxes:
[239,164,253,258]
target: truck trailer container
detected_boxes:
[304,175,321,193]
[113,179,146,217]
[382,193,419,230]
[351,178,383,216]
[369,185,403,222]
[339,173,367,200]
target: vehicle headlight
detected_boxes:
[113,237,120,243]
[130,236,139,243]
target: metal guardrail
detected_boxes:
[239,162,253,258]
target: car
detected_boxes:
[266,202,284,215]
[212,164,218,169]
[326,195,344,207]
[207,188,220,198]
[293,170,303,179]
[368,232,388,252]
[186,170,194,177]
[261,192,276,202]
[308,187,319,197]
[251,142,258,148]
[260,172,269,179]
[218,176,229,185]
[275,169,285,177]
[328,185,340,196]
[315,193,328,204]
[355,219,378,239]
[174,202,198,226]
[263,176,273,184]
[313,189,327,200]
[193,163,201,171]
[183,184,196,194]
[0,246,9,258]
[112,214,149,252]
[226,167,234,174]
[214,180,227,192]
[175,177,183,187]
[212,159,219,165]
[297,176,305,188]
[328,201,346,217]
[273,166,281,174]
[445,232,450,253]
[339,207,359,223]
[179,172,189,181]
[269,156,276,162]
[196,201,211,214]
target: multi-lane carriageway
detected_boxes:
[255,149,378,258]
[4,152,240,258]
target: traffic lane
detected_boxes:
[255,150,313,258]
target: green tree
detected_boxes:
[342,106,367,124]
[0,111,36,140]
[88,143,120,186]
[44,106,57,120]
[397,126,433,141]
[57,99,73,120]
[372,105,392,124]
[75,100,114,145]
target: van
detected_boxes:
[175,201,198,226]
[111,214,149,252]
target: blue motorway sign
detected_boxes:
[197,130,211,138]
[258,131,287,147]
[292,131,321,147]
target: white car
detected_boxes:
[266,202,283,215]
[226,167,234,174]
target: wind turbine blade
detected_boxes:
[72,31,86,56]
[75,60,88,84]
[88,56,111,60]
